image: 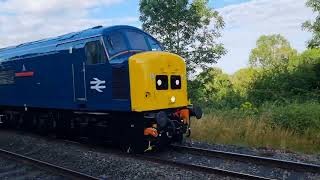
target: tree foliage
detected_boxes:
[247,35,318,105]
[247,49,320,105]
[189,35,320,109]
[189,67,242,109]
[249,34,297,68]
[231,68,258,97]
[289,48,320,67]
[303,0,320,48]
[139,0,226,73]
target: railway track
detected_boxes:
[0,148,99,180]
[136,154,272,180]
[60,140,271,179]
[170,144,320,174]
[57,140,266,179]
[0,130,319,180]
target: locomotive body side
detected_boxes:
[0,27,132,112]
[0,40,76,110]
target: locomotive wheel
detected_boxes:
[36,115,47,135]
[55,112,72,138]
[17,114,25,130]
[23,112,35,131]
[8,113,19,128]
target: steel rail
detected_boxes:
[0,148,99,180]
[60,140,272,179]
[136,154,273,180]
[171,144,320,174]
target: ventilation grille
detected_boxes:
[112,68,129,99]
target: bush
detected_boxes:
[191,109,320,154]
[263,102,320,134]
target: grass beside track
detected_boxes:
[191,111,320,154]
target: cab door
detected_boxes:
[84,37,112,110]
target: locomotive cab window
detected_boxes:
[85,40,107,65]
[148,38,162,51]
[106,32,128,57]
[126,31,149,51]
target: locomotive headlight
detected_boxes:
[157,79,162,86]
[171,96,176,103]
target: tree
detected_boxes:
[231,68,259,97]
[248,49,320,105]
[139,0,226,74]
[289,49,320,96]
[303,0,320,48]
[188,67,242,108]
[249,34,297,68]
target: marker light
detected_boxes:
[175,80,180,86]
[157,79,162,86]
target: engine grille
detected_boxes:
[112,68,129,99]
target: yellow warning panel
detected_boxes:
[129,51,189,112]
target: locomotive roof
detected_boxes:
[0,25,145,61]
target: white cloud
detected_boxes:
[0,0,138,48]
[0,0,123,15]
[216,0,315,74]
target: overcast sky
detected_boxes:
[0,0,315,74]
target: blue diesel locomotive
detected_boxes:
[0,25,202,152]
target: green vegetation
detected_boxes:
[139,0,226,73]
[189,34,320,153]
[249,34,297,68]
[191,105,320,154]
[303,0,320,48]
[139,0,320,154]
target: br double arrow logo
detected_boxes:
[90,78,106,93]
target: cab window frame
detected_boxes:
[103,29,164,61]
[105,31,129,58]
[84,39,108,65]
